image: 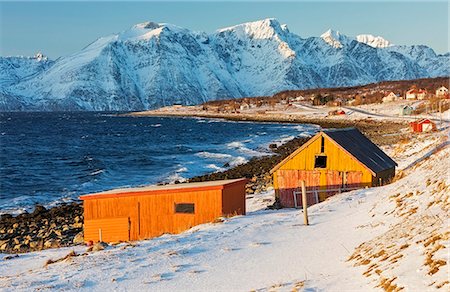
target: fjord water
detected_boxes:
[0,112,318,213]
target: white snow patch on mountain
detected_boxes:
[1,18,448,111]
[356,34,392,48]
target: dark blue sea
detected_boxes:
[0,112,319,213]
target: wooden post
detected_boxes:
[301,180,309,226]
[99,228,103,242]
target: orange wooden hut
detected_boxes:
[80,178,247,243]
[270,128,397,208]
[409,118,437,133]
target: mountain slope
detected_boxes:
[1,19,448,111]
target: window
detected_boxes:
[314,155,327,168]
[175,203,195,214]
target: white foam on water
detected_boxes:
[195,152,232,160]
[229,156,248,167]
[206,164,226,172]
[226,141,244,148]
[176,167,188,172]
[90,169,105,176]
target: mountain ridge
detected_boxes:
[1,18,449,111]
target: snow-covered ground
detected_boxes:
[1,130,449,291]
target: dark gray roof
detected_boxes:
[323,128,397,174]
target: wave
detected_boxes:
[206,164,225,172]
[89,169,105,176]
[195,151,232,160]
[229,156,248,167]
[150,124,161,127]
[166,173,187,183]
[176,166,188,172]
[227,141,244,148]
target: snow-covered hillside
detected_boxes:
[1,18,449,111]
[1,131,448,291]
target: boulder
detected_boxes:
[44,239,60,249]
[73,232,84,245]
[29,241,39,249]
[72,222,83,229]
[32,204,47,216]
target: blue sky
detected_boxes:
[0,1,448,58]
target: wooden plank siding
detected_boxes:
[81,179,247,243]
[221,183,246,216]
[84,217,130,243]
[273,134,373,208]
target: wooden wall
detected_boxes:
[222,182,246,216]
[83,182,247,242]
[273,134,374,207]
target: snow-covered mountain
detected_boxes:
[1,18,448,111]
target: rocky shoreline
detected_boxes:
[0,118,409,254]
[0,203,83,253]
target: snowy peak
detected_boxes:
[356,34,392,48]
[217,18,287,39]
[118,21,187,42]
[1,18,448,111]
[133,21,161,30]
[321,29,346,48]
[321,30,392,49]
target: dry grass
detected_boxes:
[377,276,404,292]
[44,250,77,267]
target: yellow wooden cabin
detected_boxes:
[270,128,397,208]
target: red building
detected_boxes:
[409,119,437,133]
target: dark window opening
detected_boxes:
[321,136,325,153]
[315,155,327,168]
[175,203,195,214]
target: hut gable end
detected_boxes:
[270,128,397,175]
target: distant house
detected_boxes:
[405,89,417,100]
[406,88,427,100]
[239,102,250,111]
[290,96,305,102]
[436,86,448,98]
[417,89,428,100]
[382,92,398,103]
[270,128,397,208]
[409,118,437,133]
[400,105,414,116]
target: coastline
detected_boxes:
[0,113,410,254]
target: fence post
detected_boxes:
[301,180,309,226]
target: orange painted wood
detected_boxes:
[346,171,363,188]
[222,182,246,216]
[82,179,247,243]
[325,171,343,198]
[84,217,129,243]
[272,132,379,208]
[276,169,320,207]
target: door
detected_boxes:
[277,170,320,208]
[326,171,343,198]
[346,171,363,189]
